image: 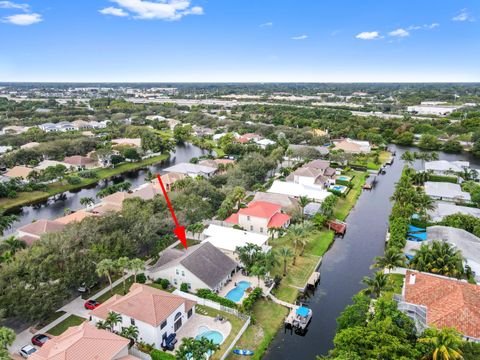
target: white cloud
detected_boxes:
[388,28,409,37]
[2,12,42,25]
[291,34,308,40]
[259,21,273,27]
[0,1,29,11]
[452,8,475,22]
[407,23,439,31]
[107,0,204,21]
[99,6,129,17]
[355,31,382,40]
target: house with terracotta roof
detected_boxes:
[131,183,161,201]
[225,201,291,235]
[112,138,142,148]
[396,270,480,342]
[4,165,33,179]
[55,210,96,225]
[148,242,237,292]
[63,155,96,169]
[29,322,138,360]
[17,219,65,245]
[156,172,186,191]
[91,192,131,215]
[333,138,371,154]
[304,159,336,178]
[90,284,196,349]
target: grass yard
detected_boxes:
[382,273,405,300]
[0,191,50,210]
[46,315,86,336]
[175,238,200,249]
[195,305,245,360]
[226,299,288,360]
[37,311,66,329]
[94,276,135,302]
[334,170,367,221]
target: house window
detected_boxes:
[188,309,193,318]
[160,320,167,329]
[130,318,135,326]
[181,271,185,277]
[174,279,178,285]
[247,216,250,221]
[250,226,253,231]
[176,269,179,275]
[260,227,264,233]
[188,283,192,290]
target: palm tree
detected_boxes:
[371,248,405,273]
[128,258,145,283]
[120,325,139,347]
[298,196,310,220]
[250,264,266,287]
[278,247,293,276]
[95,320,109,330]
[1,236,26,254]
[96,259,117,293]
[235,243,262,270]
[410,241,464,278]
[105,311,122,332]
[401,151,416,167]
[117,257,130,294]
[418,327,464,360]
[0,213,17,236]
[80,196,95,209]
[176,337,220,360]
[362,271,392,298]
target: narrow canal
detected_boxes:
[4,143,208,235]
[264,145,480,359]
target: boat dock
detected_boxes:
[307,272,320,288]
[327,219,347,235]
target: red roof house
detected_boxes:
[225,201,290,235]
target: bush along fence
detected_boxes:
[427,174,458,184]
[196,289,238,309]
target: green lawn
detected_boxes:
[174,239,200,249]
[37,311,66,328]
[226,299,288,360]
[195,305,245,360]
[94,276,135,302]
[46,315,86,336]
[383,273,405,300]
[334,171,367,221]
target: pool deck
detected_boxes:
[218,272,270,303]
[175,313,232,347]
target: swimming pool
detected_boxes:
[225,281,251,302]
[195,326,224,345]
[336,175,351,182]
[330,184,348,193]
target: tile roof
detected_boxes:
[252,192,299,210]
[404,270,480,339]
[91,203,123,215]
[30,322,133,360]
[102,192,132,206]
[163,163,217,175]
[151,242,237,289]
[157,172,187,187]
[291,167,323,178]
[268,213,291,228]
[5,166,33,179]
[55,210,95,225]
[90,284,195,327]
[304,159,331,170]
[63,156,94,166]
[18,219,65,237]
[131,183,161,201]
[237,201,282,219]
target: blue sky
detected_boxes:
[0,0,479,82]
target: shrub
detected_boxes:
[427,174,458,184]
[66,175,82,185]
[180,283,189,292]
[160,279,170,289]
[78,170,98,178]
[151,349,175,360]
[136,273,147,284]
[197,289,237,308]
[241,287,262,312]
[136,341,154,354]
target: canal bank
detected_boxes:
[3,143,208,235]
[263,145,480,359]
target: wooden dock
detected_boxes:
[307,272,320,288]
[327,219,347,235]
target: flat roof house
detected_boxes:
[424,160,470,177]
[90,283,196,350]
[268,180,332,203]
[225,201,291,235]
[29,322,138,360]
[163,163,217,178]
[428,201,480,222]
[424,182,471,203]
[148,242,237,293]
[396,270,480,342]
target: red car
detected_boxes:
[84,300,101,310]
[31,334,50,347]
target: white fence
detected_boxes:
[220,316,251,360]
[129,347,152,360]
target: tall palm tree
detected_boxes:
[105,311,122,332]
[96,259,117,293]
[371,247,405,273]
[120,325,139,347]
[362,271,392,298]
[95,320,109,330]
[0,213,17,236]
[117,257,130,294]
[235,243,262,270]
[1,236,26,254]
[80,196,95,208]
[278,247,293,276]
[128,258,145,283]
[401,151,416,167]
[298,196,310,220]
[418,328,464,360]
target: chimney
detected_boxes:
[409,273,416,285]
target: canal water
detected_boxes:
[4,143,208,235]
[264,145,480,359]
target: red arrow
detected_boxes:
[156,174,188,249]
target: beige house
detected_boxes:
[333,138,371,153]
[17,219,65,245]
[4,166,33,179]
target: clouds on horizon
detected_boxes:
[356,31,382,40]
[291,34,308,40]
[452,8,475,22]
[0,1,42,25]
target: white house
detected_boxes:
[407,105,461,116]
[268,180,332,203]
[148,242,237,293]
[424,182,471,203]
[163,162,217,178]
[424,160,470,177]
[428,201,480,222]
[202,224,270,259]
[90,284,196,349]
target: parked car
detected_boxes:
[77,281,98,293]
[31,334,50,347]
[84,299,101,310]
[19,345,37,358]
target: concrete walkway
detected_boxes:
[268,294,297,309]
[8,274,129,355]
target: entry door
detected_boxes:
[174,318,182,331]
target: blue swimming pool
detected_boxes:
[337,175,351,182]
[330,184,348,193]
[225,281,251,302]
[195,326,224,344]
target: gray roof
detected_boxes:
[288,144,330,156]
[164,162,217,175]
[428,202,480,222]
[252,192,299,210]
[304,159,331,170]
[151,242,237,289]
[304,202,321,216]
[424,182,471,202]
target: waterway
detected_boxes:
[4,143,208,235]
[264,145,480,359]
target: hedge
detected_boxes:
[196,289,237,308]
[241,287,262,312]
[427,174,458,184]
[151,349,175,360]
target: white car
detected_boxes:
[19,345,37,358]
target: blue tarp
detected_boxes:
[296,307,309,317]
[408,225,426,233]
[407,232,427,241]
